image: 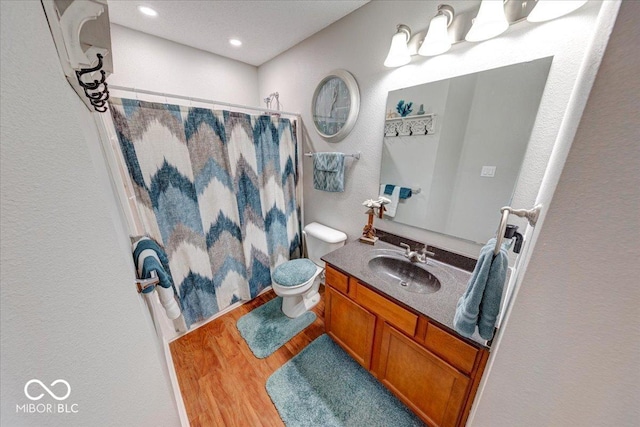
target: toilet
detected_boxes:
[272,222,347,318]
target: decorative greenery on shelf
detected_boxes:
[396,100,413,117]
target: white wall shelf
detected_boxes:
[384,113,436,137]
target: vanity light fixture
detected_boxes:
[527,0,588,23]
[465,0,509,42]
[229,38,242,47]
[137,5,158,17]
[384,0,590,66]
[384,24,412,68]
[418,5,455,57]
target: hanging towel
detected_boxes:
[399,187,412,199]
[384,184,411,199]
[132,237,182,320]
[379,184,401,218]
[453,238,508,340]
[313,152,345,192]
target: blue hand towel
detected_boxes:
[454,238,508,340]
[384,185,411,199]
[399,187,412,199]
[133,237,174,293]
[312,152,345,192]
[132,237,182,319]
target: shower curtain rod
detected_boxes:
[109,85,301,117]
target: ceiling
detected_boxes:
[108,0,369,67]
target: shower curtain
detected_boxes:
[109,98,301,327]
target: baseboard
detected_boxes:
[168,286,274,343]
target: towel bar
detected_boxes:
[305,151,360,160]
[135,270,159,293]
[380,185,421,195]
[494,205,542,255]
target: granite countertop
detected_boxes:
[322,239,484,346]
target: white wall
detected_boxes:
[110,24,260,106]
[471,1,639,424]
[258,0,604,257]
[0,2,179,426]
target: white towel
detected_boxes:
[379,184,401,218]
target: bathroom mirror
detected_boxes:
[379,57,552,244]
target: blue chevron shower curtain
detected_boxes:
[109,98,301,327]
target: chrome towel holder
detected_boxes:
[494,204,542,256]
[304,151,361,160]
[135,270,160,294]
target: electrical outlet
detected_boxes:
[481,166,496,177]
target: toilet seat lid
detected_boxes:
[273,259,318,287]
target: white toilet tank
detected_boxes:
[303,222,347,267]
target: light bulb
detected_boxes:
[137,6,158,17]
[527,0,588,23]
[465,0,508,42]
[419,13,451,56]
[384,25,412,68]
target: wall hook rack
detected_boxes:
[384,113,436,137]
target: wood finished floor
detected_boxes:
[169,288,326,427]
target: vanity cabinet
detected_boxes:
[325,286,376,369]
[379,323,471,426]
[324,265,489,427]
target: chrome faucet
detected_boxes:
[400,243,435,263]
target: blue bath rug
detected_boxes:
[237,297,316,359]
[266,334,425,427]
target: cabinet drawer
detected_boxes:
[356,283,417,336]
[325,265,349,295]
[425,323,478,375]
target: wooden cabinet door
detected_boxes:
[325,285,376,369]
[378,322,471,427]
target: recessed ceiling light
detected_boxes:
[138,6,158,17]
[229,38,242,47]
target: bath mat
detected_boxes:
[266,334,425,427]
[237,297,316,359]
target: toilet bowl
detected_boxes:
[272,222,347,318]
